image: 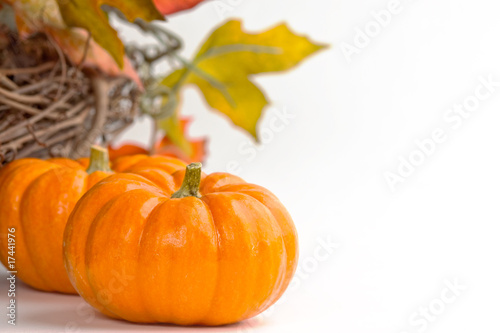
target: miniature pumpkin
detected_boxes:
[0,146,112,293]
[0,146,189,294]
[63,163,298,325]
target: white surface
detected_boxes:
[3,0,500,331]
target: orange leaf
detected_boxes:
[153,0,205,15]
[46,27,142,88]
[7,1,142,86]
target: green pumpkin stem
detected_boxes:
[86,145,112,174]
[171,162,202,199]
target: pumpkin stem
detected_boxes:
[171,163,202,199]
[86,145,112,174]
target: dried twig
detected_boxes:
[0,86,50,104]
[46,35,67,100]
[0,74,18,90]
[0,31,140,165]
[0,61,56,75]
[0,95,58,119]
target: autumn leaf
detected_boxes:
[160,19,326,140]
[153,0,205,15]
[6,1,66,32]
[5,0,142,84]
[46,26,142,87]
[56,0,164,68]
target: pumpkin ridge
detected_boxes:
[136,197,171,323]
[111,154,149,172]
[195,198,220,325]
[20,166,85,292]
[231,192,288,319]
[211,183,298,305]
[64,176,162,319]
[123,167,177,194]
[123,155,187,175]
[199,172,246,194]
[136,196,171,323]
[86,189,165,322]
[1,161,61,291]
[135,195,218,324]
[198,192,286,325]
[83,192,131,320]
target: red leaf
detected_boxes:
[153,0,205,15]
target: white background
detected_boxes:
[2,0,500,332]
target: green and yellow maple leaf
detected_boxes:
[160,19,326,142]
[56,0,164,68]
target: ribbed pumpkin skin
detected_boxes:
[63,170,298,326]
[0,158,110,293]
[112,154,187,174]
[0,154,187,294]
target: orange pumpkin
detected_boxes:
[63,163,298,325]
[0,146,112,293]
[0,147,189,294]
